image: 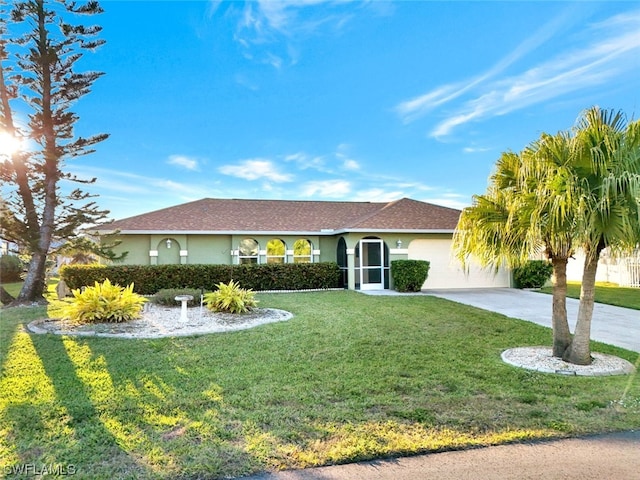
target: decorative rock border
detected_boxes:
[502,346,637,376]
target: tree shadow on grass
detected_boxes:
[20,333,152,479]
[89,335,262,479]
[0,306,43,376]
[26,334,261,479]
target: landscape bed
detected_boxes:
[1,291,638,479]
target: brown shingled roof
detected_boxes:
[97,198,460,233]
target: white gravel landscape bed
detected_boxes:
[27,304,293,339]
[502,346,636,377]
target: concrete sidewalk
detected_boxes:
[424,288,640,353]
[239,431,640,480]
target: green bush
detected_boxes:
[230,263,341,291]
[53,279,147,323]
[391,260,430,292]
[0,255,24,283]
[61,262,341,294]
[513,260,553,288]
[204,280,258,314]
[151,288,203,307]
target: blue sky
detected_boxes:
[32,1,640,219]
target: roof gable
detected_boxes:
[97,197,461,233]
[349,198,460,230]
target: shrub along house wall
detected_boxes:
[61,262,342,295]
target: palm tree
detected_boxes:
[454,134,579,357]
[523,131,582,356]
[455,107,640,366]
[564,107,640,365]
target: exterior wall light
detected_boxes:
[166,239,172,249]
[396,239,403,248]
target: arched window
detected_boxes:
[238,238,259,264]
[293,239,312,263]
[266,239,286,264]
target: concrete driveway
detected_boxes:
[424,288,640,353]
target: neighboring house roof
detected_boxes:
[95,197,461,234]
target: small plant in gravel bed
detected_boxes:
[151,288,203,307]
[51,278,147,323]
[204,280,258,313]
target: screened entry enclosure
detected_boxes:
[355,238,389,290]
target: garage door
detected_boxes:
[408,239,511,289]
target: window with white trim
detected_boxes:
[293,239,312,263]
[238,238,259,264]
[266,239,286,264]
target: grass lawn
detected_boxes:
[1,291,639,479]
[0,282,23,302]
[539,282,640,310]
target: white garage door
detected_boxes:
[408,239,512,289]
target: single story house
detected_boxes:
[94,197,512,291]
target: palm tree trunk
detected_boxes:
[551,256,571,357]
[564,251,599,365]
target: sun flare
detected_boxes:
[0,132,23,159]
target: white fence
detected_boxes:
[622,259,640,288]
[566,249,640,288]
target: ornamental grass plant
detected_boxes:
[204,280,258,314]
[50,278,147,323]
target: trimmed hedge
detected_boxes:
[513,260,553,289]
[391,260,430,292]
[61,262,342,295]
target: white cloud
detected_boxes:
[351,188,403,202]
[395,7,640,138]
[463,146,491,154]
[167,155,200,171]
[395,7,578,124]
[252,0,351,35]
[219,158,294,182]
[234,73,259,91]
[335,143,361,170]
[76,166,214,198]
[419,195,470,210]
[224,0,377,68]
[384,181,434,192]
[61,165,223,220]
[342,158,360,170]
[284,151,327,171]
[395,84,469,124]
[301,179,351,198]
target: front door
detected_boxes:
[359,239,384,290]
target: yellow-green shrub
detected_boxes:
[204,280,258,314]
[55,279,147,323]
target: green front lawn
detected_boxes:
[1,291,639,479]
[539,282,640,310]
